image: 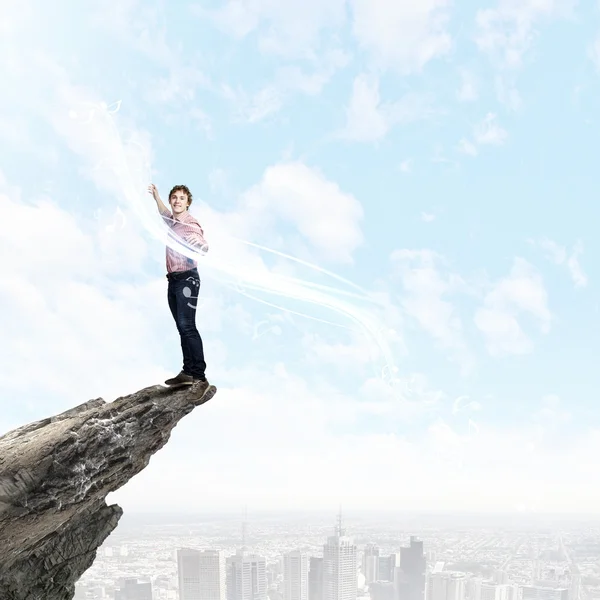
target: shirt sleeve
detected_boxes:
[181,218,209,252]
[159,206,174,227]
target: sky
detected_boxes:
[0,0,599,515]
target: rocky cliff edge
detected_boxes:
[0,381,217,600]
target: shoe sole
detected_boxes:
[198,384,217,405]
[160,381,217,405]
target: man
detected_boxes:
[148,182,209,390]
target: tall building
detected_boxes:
[378,555,399,583]
[227,551,268,600]
[521,587,568,600]
[114,578,153,600]
[310,557,324,600]
[466,578,482,600]
[284,551,309,600]
[481,583,515,600]
[397,537,426,600]
[178,548,226,600]
[323,515,358,600]
[363,545,380,585]
[370,582,396,600]
[570,575,581,600]
[427,573,466,600]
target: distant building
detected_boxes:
[323,516,358,600]
[521,587,569,600]
[284,551,309,600]
[481,583,518,600]
[363,545,380,585]
[177,548,226,600]
[396,537,426,600]
[370,582,396,600]
[227,550,268,600]
[378,556,399,583]
[114,577,153,600]
[427,572,467,600]
[309,557,324,600]
[466,577,482,600]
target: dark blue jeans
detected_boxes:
[167,268,206,379]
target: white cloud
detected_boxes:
[339,74,435,142]
[533,238,588,288]
[474,112,508,145]
[302,333,379,372]
[475,0,575,108]
[0,177,170,403]
[222,49,350,123]
[238,162,364,264]
[474,258,551,356]
[90,0,213,129]
[390,249,474,372]
[350,0,452,74]
[475,0,575,70]
[193,0,347,59]
[224,83,285,124]
[421,212,436,222]
[197,0,451,75]
[110,381,600,512]
[475,0,577,110]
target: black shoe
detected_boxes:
[193,377,209,391]
[164,371,194,386]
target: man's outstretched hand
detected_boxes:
[148,183,169,214]
[148,183,159,201]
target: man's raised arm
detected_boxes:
[148,183,170,217]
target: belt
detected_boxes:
[166,268,198,281]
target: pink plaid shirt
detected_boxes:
[160,207,209,273]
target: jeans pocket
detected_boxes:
[182,276,200,308]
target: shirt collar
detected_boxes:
[173,210,194,223]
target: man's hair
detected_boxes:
[168,184,193,208]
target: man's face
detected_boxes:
[170,190,190,215]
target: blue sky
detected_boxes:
[1,0,599,513]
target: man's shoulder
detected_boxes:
[182,211,202,226]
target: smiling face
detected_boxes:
[169,189,191,217]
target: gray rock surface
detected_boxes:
[0,381,217,600]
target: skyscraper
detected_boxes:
[378,555,399,583]
[310,557,324,600]
[397,537,426,600]
[521,587,569,600]
[227,551,268,600]
[427,573,466,600]
[178,548,226,600]
[363,544,380,585]
[322,514,358,600]
[114,577,153,600]
[284,551,309,600]
[481,584,514,600]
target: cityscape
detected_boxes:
[74,512,600,600]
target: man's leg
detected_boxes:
[173,273,207,380]
[168,281,187,370]
[166,279,195,388]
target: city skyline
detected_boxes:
[75,511,599,600]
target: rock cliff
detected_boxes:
[0,381,217,600]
